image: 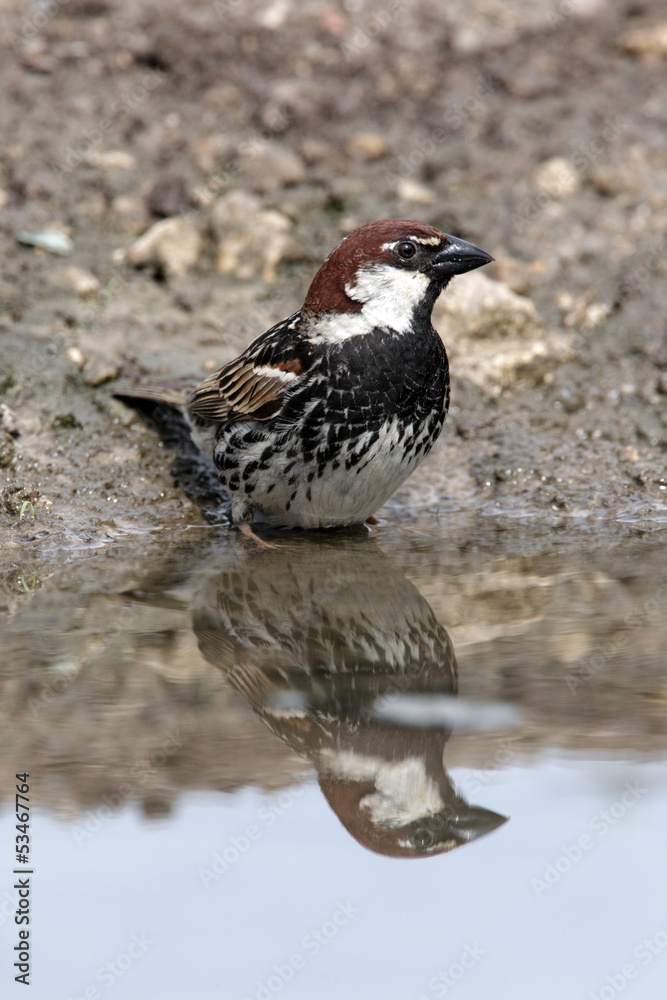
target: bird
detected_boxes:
[192,534,507,858]
[117,220,493,539]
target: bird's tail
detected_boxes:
[112,378,196,410]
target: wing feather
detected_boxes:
[187,310,308,425]
[187,355,300,424]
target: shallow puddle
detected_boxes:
[1,515,666,999]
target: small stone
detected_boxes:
[437,271,541,340]
[300,139,335,164]
[106,398,139,427]
[320,6,348,35]
[18,51,56,73]
[66,346,86,368]
[63,266,100,299]
[51,413,83,430]
[433,272,573,393]
[147,172,189,218]
[17,230,73,256]
[202,83,243,109]
[346,132,389,162]
[590,165,641,196]
[492,253,531,295]
[0,189,8,210]
[533,157,581,198]
[658,373,667,397]
[85,150,137,170]
[256,0,291,30]
[0,432,16,469]
[0,403,18,437]
[83,354,120,387]
[126,217,202,279]
[210,190,300,283]
[191,135,229,174]
[559,291,607,330]
[237,141,306,194]
[582,302,610,329]
[395,178,436,205]
[111,195,148,234]
[619,22,667,56]
[210,189,261,230]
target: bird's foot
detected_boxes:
[236,520,281,549]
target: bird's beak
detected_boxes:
[429,236,494,276]
[448,804,508,842]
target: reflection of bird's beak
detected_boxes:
[449,805,508,843]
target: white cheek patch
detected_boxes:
[359,757,444,829]
[345,263,432,335]
[320,750,444,829]
[306,262,433,343]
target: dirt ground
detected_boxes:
[1,0,667,588]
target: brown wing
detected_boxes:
[187,357,300,425]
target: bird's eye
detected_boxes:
[396,241,416,260]
[413,827,435,848]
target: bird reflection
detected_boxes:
[192,533,507,858]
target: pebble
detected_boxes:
[191,135,229,174]
[491,252,532,295]
[17,230,73,256]
[63,266,100,299]
[66,346,86,368]
[300,139,336,164]
[126,217,202,279]
[434,272,573,393]
[395,178,436,204]
[256,0,292,30]
[558,291,610,330]
[346,132,389,162]
[437,271,541,340]
[210,190,300,282]
[237,141,306,194]
[85,150,137,170]
[0,433,16,470]
[147,172,189,218]
[111,195,148,235]
[83,355,120,387]
[590,165,641,196]
[0,403,19,437]
[619,22,667,56]
[533,157,581,198]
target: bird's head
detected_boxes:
[303,219,493,338]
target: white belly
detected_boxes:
[253,415,433,528]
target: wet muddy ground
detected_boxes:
[1,0,666,588]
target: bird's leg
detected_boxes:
[237,520,280,550]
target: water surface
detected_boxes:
[1,514,666,999]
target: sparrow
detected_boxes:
[118,220,493,538]
[192,535,507,858]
